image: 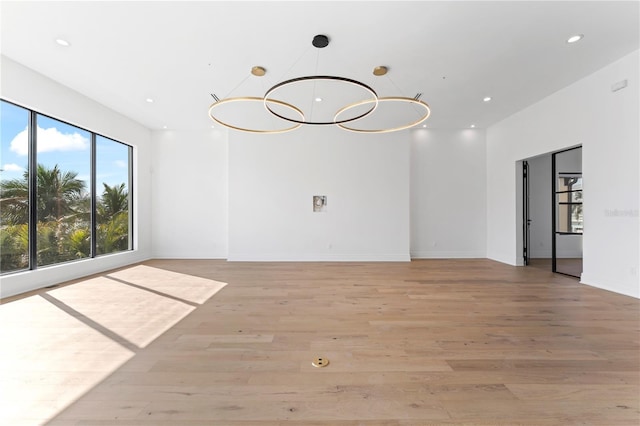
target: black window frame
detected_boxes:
[0,98,134,275]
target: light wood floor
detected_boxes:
[528,258,583,278]
[1,259,638,425]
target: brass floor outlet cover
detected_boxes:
[312,357,329,368]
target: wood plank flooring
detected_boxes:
[528,258,583,278]
[1,259,638,425]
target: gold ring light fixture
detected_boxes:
[208,97,304,134]
[335,97,431,134]
[208,34,431,133]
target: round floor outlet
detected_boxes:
[312,357,329,368]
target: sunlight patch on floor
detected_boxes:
[0,265,227,425]
[0,295,135,425]
[47,276,196,348]
[107,264,227,305]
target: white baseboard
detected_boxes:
[556,251,583,258]
[530,250,552,258]
[411,251,486,259]
[227,253,411,262]
[580,274,640,299]
[530,251,582,259]
[152,252,228,259]
[486,252,518,266]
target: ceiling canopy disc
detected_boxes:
[264,75,379,125]
[312,34,329,48]
[335,97,431,133]
[209,97,304,134]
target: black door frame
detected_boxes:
[551,146,583,278]
[522,160,530,265]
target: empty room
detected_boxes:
[0,1,638,425]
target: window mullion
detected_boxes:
[90,133,97,258]
[28,111,38,270]
[128,146,133,251]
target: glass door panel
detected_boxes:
[552,147,583,278]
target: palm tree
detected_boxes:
[96,183,129,254]
[0,165,130,268]
[36,164,87,222]
[0,164,87,225]
[0,170,30,225]
[97,183,128,219]
[1,164,90,268]
[96,211,129,254]
[0,223,29,271]
[36,164,89,264]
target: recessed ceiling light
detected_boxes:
[470,124,476,128]
[55,38,70,47]
[567,34,584,44]
[146,98,154,103]
[315,97,323,102]
[422,124,427,128]
[162,125,167,129]
[483,96,492,102]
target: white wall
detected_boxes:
[227,125,410,261]
[152,127,489,262]
[410,129,486,258]
[150,128,228,258]
[0,56,153,298]
[487,50,639,298]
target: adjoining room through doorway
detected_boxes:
[521,146,583,279]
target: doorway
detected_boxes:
[552,147,583,277]
[521,146,583,278]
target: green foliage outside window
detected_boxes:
[0,164,129,272]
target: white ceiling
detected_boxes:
[1,1,638,131]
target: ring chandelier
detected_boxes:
[208,35,431,134]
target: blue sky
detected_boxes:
[1,101,129,192]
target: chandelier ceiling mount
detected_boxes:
[312,34,330,48]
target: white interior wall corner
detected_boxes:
[0,57,153,298]
[486,49,639,298]
[149,128,229,259]
[410,128,487,259]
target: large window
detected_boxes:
[36,115,92,266]
[95,135,131,256]
[0,100,133,275]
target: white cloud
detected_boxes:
[9,126,89,156]
[114,160,127,168]
[8,128,28,156]
[2,163,25,172]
